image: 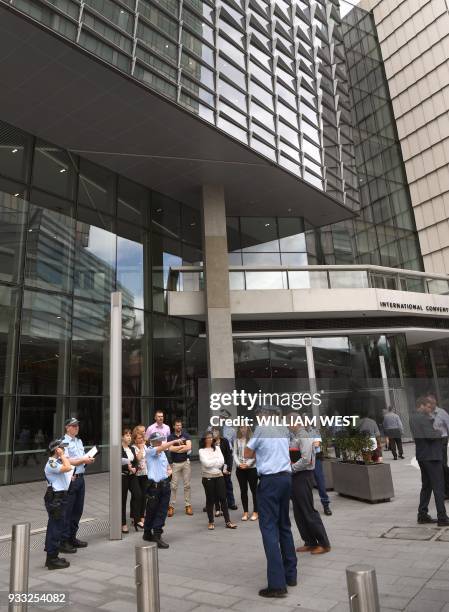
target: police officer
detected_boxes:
[60,418,95,553]
[44,439,73,570]
[245,406,297,598]
[143,432,182,549]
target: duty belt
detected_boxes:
[147,477,169,488]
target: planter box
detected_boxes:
[313,458,335,491]
[331,461,394,503]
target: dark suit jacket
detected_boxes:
[121,445,139,476]
[217,437,233,471]
[410,412,443,462]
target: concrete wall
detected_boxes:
[367,0,449,274]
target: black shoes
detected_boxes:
[229,505,238,510]
[286,579,297,587]
[417,514,437,524]
[142,533,169,548]
[59,541,77,554]
[437,517,449,527]
[46,555,70,570]
[70,538,88,548]
[323,505,332,516]
[259,588,287,598]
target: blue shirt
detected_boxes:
[246,426,291,475]
[45,457,70,492]
[63,434,86,474]
[145,446,169,482]
[223,425,236,447]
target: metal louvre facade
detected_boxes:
[3,0,359,207]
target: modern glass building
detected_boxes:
[0,0,449,484]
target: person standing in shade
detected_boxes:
[383,406,404,460]
[309,427,332,516]
[167,418,193,517]
[142,432,182,548]
[244,406,297,598]
[212,427,237,512]
[411,396,449,526]
[289,418,331,555]
[233,425,258,521]
[44,439,73,570]
[60,418,95,554]
[145,410,170,441]
[427,393,449,498]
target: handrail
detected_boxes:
[167,264,449,280]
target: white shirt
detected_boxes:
[199,447,224,477]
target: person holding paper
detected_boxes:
[60,417,95,553]
[121,428,142,533]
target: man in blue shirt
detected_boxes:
[245,406,297,598]
[44,439,73,570]
[143,431,183,548]
[60,418,95,554]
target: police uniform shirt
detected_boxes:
[246,425,291,475]
[63,434,85,474]
[145,446,168,482]
[45,457,70,492]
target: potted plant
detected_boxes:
[331,430,394,503]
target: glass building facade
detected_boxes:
[0,0,442,485]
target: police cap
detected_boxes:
[48,438,69,452]
[149,431,165,443]
[65,417,80,427]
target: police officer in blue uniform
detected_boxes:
[60,418,95,553]
[143,431,183,549]
[245,406,297,598]
[44,438,73,570]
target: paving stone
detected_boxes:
[98,599,136,611]
[186,590,241,607]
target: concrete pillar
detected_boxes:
[201,185,235,391]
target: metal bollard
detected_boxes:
[346,564,380,612]
[135,544,160,612]
[9,523,31,612]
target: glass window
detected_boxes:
[24,205,75,293]
[269,338,308,379]
[139,1,178,38]
[13,0,77,39]
[134,66,177,100]
[0,285,19,395]
[218,78,247,109]
[181,30,214,65]
[84,0,134,32]
[249,80,274,110]
[74,218,116,302]
[117,221,145,310]
[18,290,71,395]
[79,30,131,72]
[68,397,109,472]
[183,8,214,43]
[217,118,248,143]
[241,217,279,252]
[137,22,177,60]
[136,47,177,80]
[0,121,31,182]
[78,159,115,215]
[123,307,151,397]
[83,12,133,53]
[218,56,246,90]
[153,314,184,397]
[218,36,245,66]
[234,338,271,379]
[278,218,306,251]
[29,189,73,216]
[181,52,214,89]
[152,193,181,239]
[242,252,285,289]
[117,177,150,228]
[13,396,62,484]
[0,192,27,284]
[71,298,110,395]
[31,141,76,199]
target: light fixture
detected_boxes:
[59,168,67,173]
[287,208,292,212]
[56,316,61,319]
[264,223,270,227]
[189,222,196,227]
[14,193,20,197]
[11,148,18,154]
[28,229,33,232]
[155,207,163,213]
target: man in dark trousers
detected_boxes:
[427,393,449,498]
[288,417,331,554]
[245,406,297,598]
[411,396,449,526]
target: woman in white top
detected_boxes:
[132,428,147,529]
[233,426,258,521]
[199,431,237,531]
[121,428,142,533]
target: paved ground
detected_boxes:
[1,445,449,612]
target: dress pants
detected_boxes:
[62,476,85,543]
[418,460,447,520]
[170,460,191,507]
[442,438,449,496]
[385,429,403,459]
[236,467,258,513]
[137,475,148,518]
[44,492,68,556]
[292,471,330,548]
[202,476,230,523]
[257,473,297,590]
[144,478,171,535]
[313,458,330,507]
[121,473,142,524]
